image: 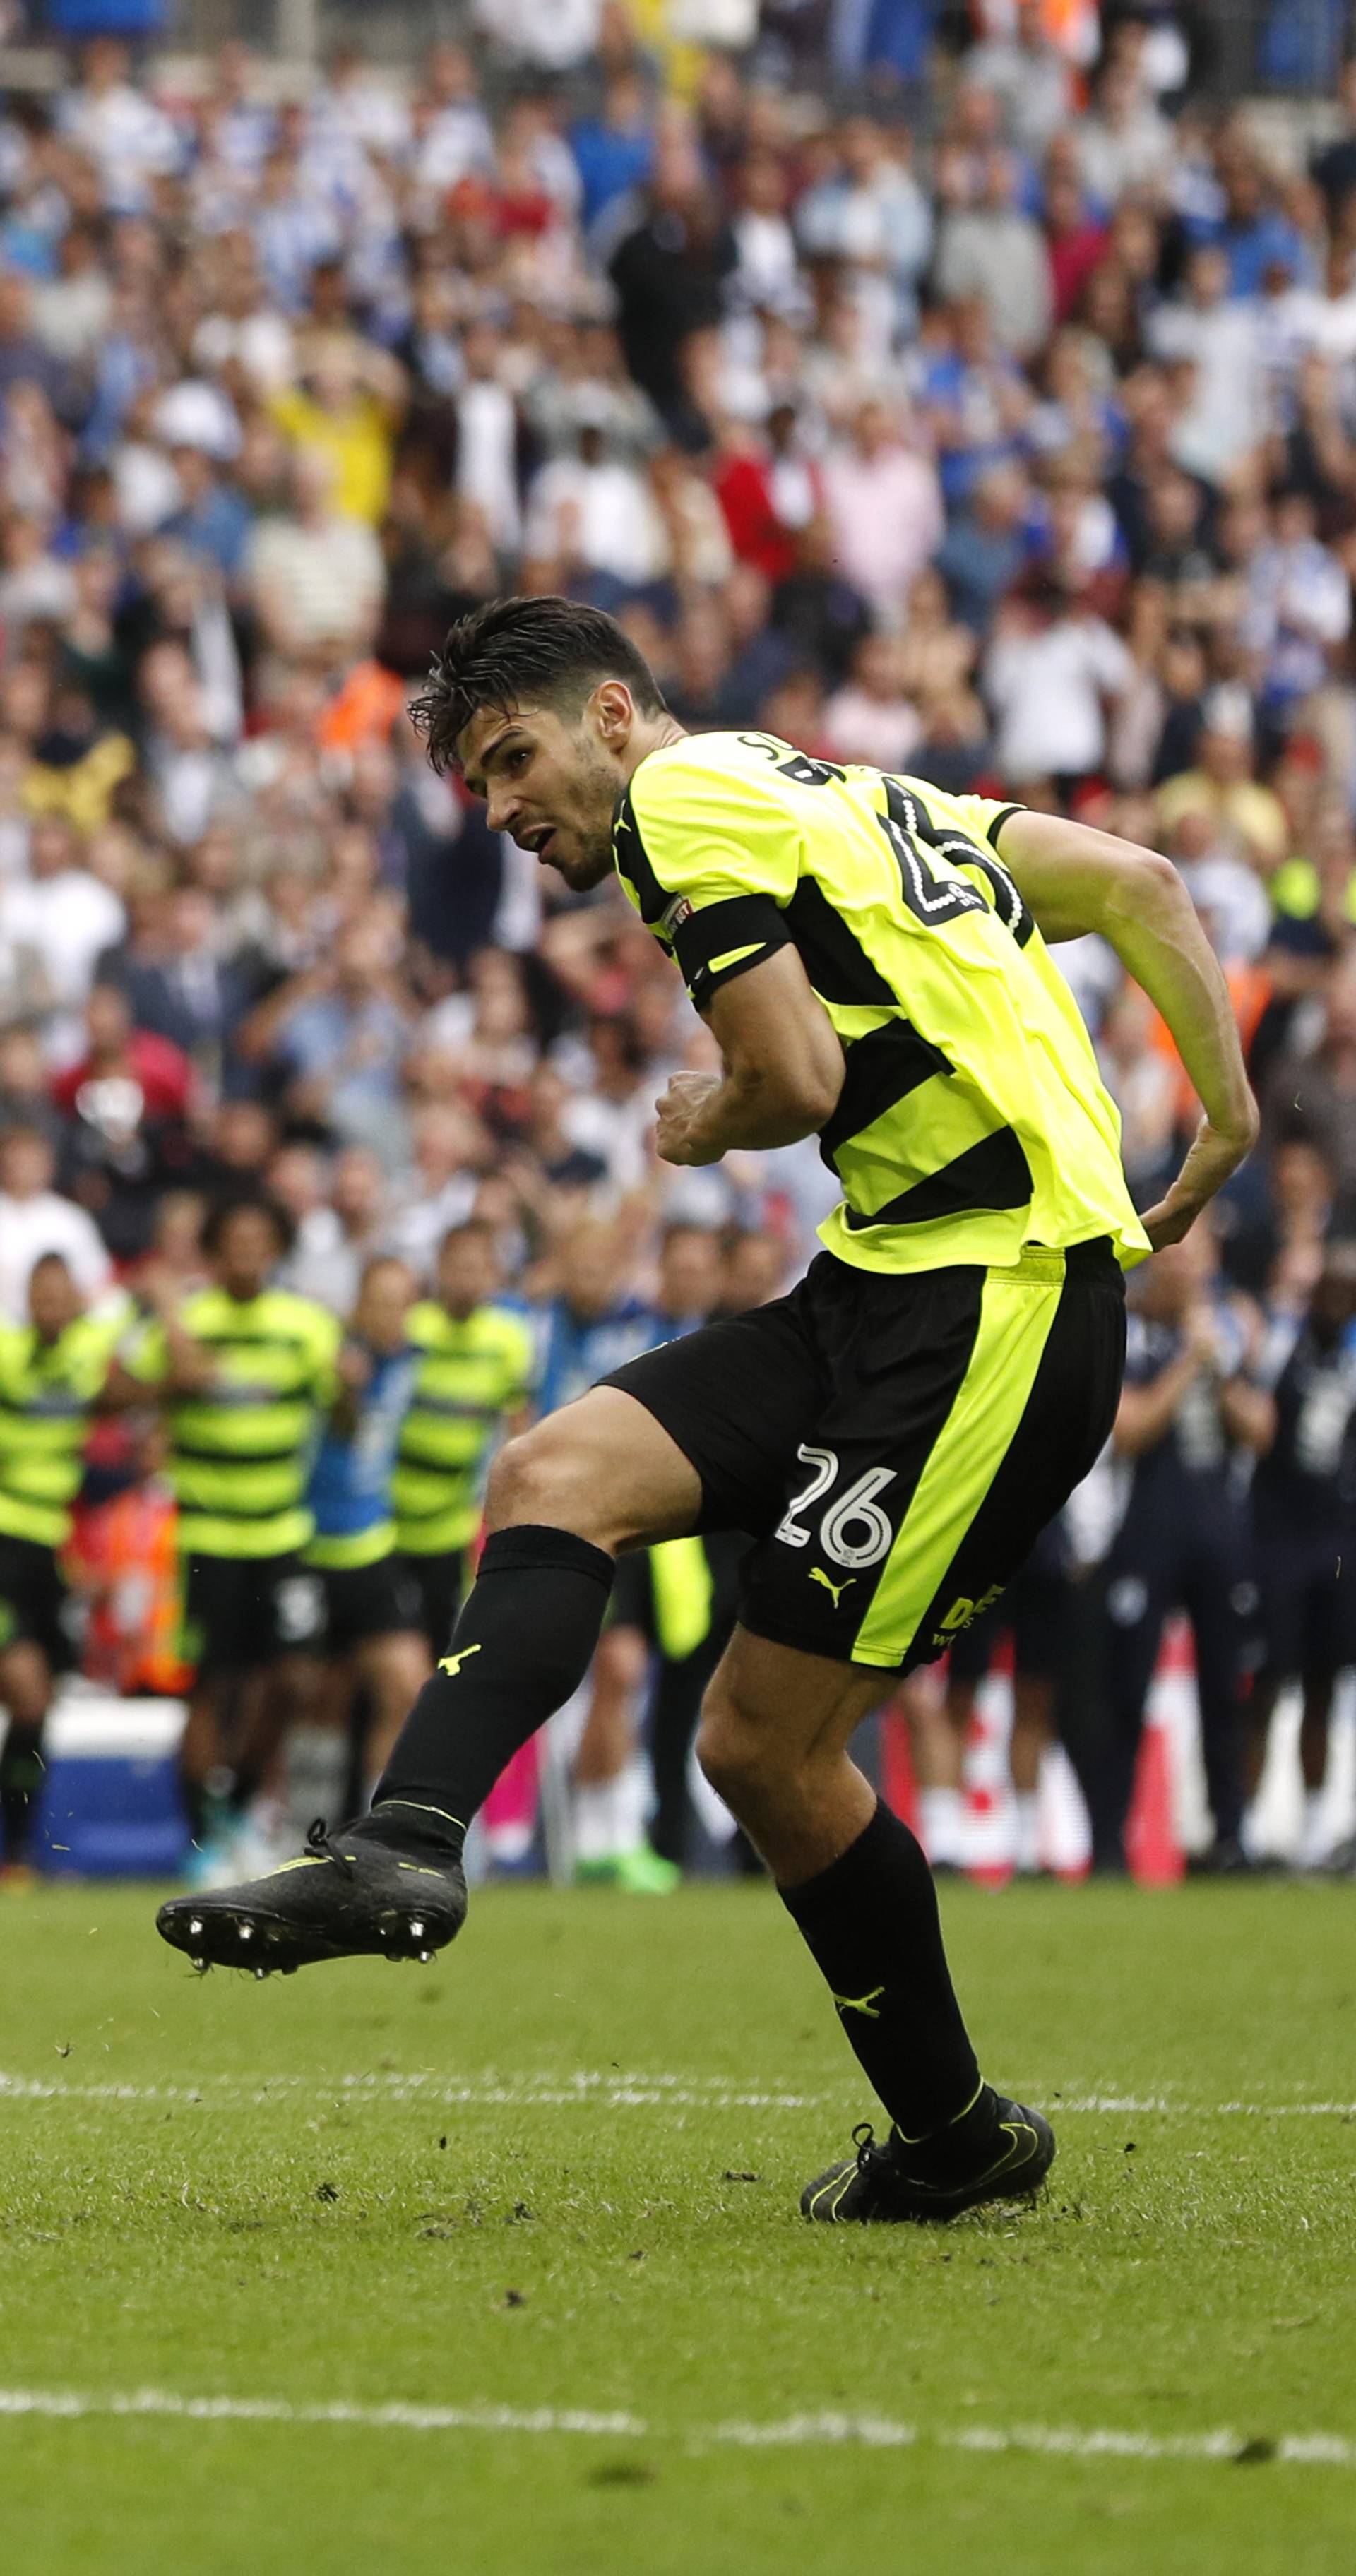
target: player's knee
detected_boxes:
[696,1690,775,1808]
[488,1424,558,1525]
[487,1417,602,1540]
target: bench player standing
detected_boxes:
[1247,1246,1356,1867]
[0,1256,124,1880]
[161,599,1257,2226]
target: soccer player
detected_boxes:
[391,1220,535,1657]
[569,1225,724,1891]
[0,1254,125,1878]
[1245,1246,1356,1868]
[1094,1225,1273,1876]
[535,1219,660,1417]
[161,597,1257,2226]
[304,1255,430,1803]
[121,1191,340,1879]
[914,1518,1074,1877]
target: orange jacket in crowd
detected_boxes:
[68,1484,192,1698]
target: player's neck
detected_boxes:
[620,711,686,780]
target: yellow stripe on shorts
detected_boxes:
[851,1247,1067,1669]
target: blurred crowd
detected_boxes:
[6,6,1356,1883]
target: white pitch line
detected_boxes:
[0,2387,1349,2469]
[3,2070,1356,2117]
[0,2073,831,2111]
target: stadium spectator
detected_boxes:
[0,1123,113,1322]
[392,1218,535,1661]
[1094,1229,1273,1875]
[117,1191,339,1880]
[0,1254,125,1880]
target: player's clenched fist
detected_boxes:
[654,1070,722,1164]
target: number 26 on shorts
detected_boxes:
[774,1445,898,1570]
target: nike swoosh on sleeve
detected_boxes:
[706,943,768,975]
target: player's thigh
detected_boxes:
[403,1551,463,1659]
[518,1299,826,1554]
[737,1241,1125,1677]
[0,1538,76,1676]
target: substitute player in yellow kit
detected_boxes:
[160,598,1256,2226]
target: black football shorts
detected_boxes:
[0,1534,78,1673]
[603,1242,1124,1674]
[318,1554,426,1657]
[179,1551,326,1678]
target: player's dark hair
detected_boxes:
[30,1250,73,1279]
[358,1251,413,1291]
[410,595,667,775]
[201,1188,296,1260]
[660,1218,718,1248]
[438,1217,497,1259]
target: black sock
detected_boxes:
[780,1799,993,2161]
[0,1722,45,1865]
[360,1525,614,1859]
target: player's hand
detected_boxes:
[337,1342,372,1393]
[1183,1302,1223,1371]
[654,1070,722,1165]
[1139,1109,1259,1253]
[138,1263,183,1323]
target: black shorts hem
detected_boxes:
[733,1606,914,1674]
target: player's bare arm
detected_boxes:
[994,810,1259,1252]
[654,947,845,1167]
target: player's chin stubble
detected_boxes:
[557,746,626,888]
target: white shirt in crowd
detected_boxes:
[525,456,666,586]
[0,1191,112,1323]
[1148,298,1268,484]
[985,612,1132,778]
[456,380,523,552]
[0,866,125,1013]
[247,513,386,649]
[472,0,602,71]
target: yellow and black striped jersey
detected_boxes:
[126,1287,341,1558]
[392,1301,536,1557]
[614,732,1150,1277]
[0,1309,125,1549]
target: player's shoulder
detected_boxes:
[179,1284,225,1330]
[263,1285,340,1343]
[626,731,802,828]
[476,1299,535,1356]
[889,772,1025,854]
[405,1299,447,1350]
[617,732,811,916]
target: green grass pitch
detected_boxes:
[3,1876,1355,2575]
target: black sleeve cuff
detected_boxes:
[669,893,791,1013]
[986,804,1025,848]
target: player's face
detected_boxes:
[559,1230,620,1318]
[28,1258,80,1340]
[458,695,626,892]
[354,1260,413,1353]
[215,1209,279,1301]
[659,1229,721,1320]
[438,1234,499,1318]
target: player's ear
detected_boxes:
[591,679,634,752]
